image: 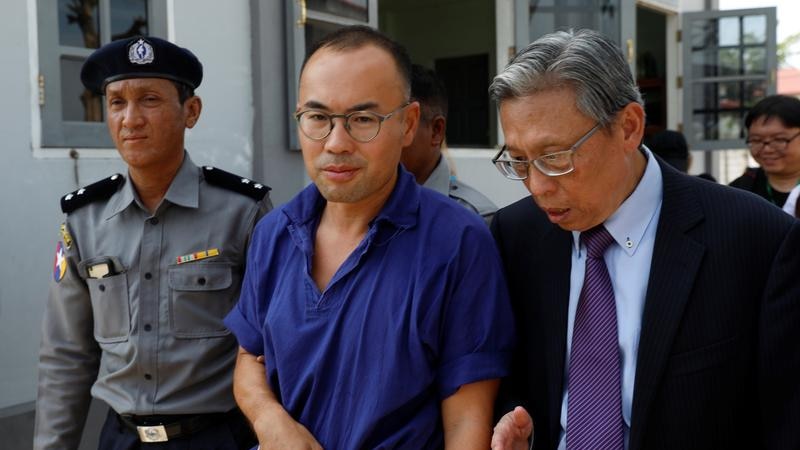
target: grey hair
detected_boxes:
[489,29,643,127]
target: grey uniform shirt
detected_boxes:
[34,152,271,450]
[423,155,497,225]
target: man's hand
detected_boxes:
[490,406,533,450]
[233,347,323,450]
[252,404,323,450]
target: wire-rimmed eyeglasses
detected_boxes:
[745,130,800,154]
[295,102,410,143]
[492,123,602,179]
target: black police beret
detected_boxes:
[80,36,203,95]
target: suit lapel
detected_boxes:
[628,165,706,450]
[538,223,573,441]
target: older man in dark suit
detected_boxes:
[489,29,800,450]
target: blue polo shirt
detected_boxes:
[225,167,515,449]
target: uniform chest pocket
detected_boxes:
[86,273,131,343]
[168,263,240,338]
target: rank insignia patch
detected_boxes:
[54,242,67,282]
[60,223,73,249]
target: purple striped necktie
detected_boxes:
[566,225,624,450]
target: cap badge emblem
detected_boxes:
[128,38,155,65]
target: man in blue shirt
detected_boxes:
[224,26,515,450]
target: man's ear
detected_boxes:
[401,101,421,147]
[620,101,645,153]
[185,96,203,129]
[431,115,446,148]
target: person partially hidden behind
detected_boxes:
[730,94,800,209]
[35,36,271,450]
[224,26,515,449]
[643,129,716,182]
[488,29,800,450]
[401,64,497,223]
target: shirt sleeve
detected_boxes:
[224,219,269,357]
[758,220,800,449]
[434,223,516,399]
[34,223,100,450]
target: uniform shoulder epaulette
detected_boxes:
[449,179,498,216]
[202,166,271,201]
[60,173,124,214]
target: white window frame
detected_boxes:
[681,7,777,151]
[35,0,167,151]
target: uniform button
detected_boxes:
[149,217,159,225]
[98,284,106,292]
[144,272,152,280]
[144,373,152,380]
[197,277,206,286]
[144,324,152,332]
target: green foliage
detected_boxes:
[778,32,800,67]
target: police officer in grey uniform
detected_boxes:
[401,64,497,224]
[34,36,271,450]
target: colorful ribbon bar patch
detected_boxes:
[176,248,220,265]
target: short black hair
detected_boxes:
[745,95,800,129]
[301,25,413,97]
[644,129,689,172]
[172,81,195,104]
[410,64,448,121]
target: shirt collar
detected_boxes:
[423,155,450,196]
[284,165,420,231]
[104,151,199,219]
[572,147,663,256]
[162,152,200,209]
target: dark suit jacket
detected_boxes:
[492,161,800,450]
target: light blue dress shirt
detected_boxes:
[557,148,663,450]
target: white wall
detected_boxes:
[171,0,255,175]
[0,0,69,410]
[0,0,256,412]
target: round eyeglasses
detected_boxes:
[295,102,410,143]
[492,123,602,179]
[745,130,800,154]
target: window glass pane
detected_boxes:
[692,48,740,77]
[529,0,619,44]
[307,0,368,22]
[692,81,741,111]
[692,82,715,111]
[690,114,710,141]
[718,111,743,139]
[742,15,766,45]
[58,0,100,48]
[305,19,347,52]
[692,112,743,140]
[691,50,715,78]
[111,0,148,41]
[61,56,103,122]
[717,81,741,109]
[718,48,740,76]
[743,47,766,74]
[744,80,767,107]
[690,19,714,50]
[718,17,739,46]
